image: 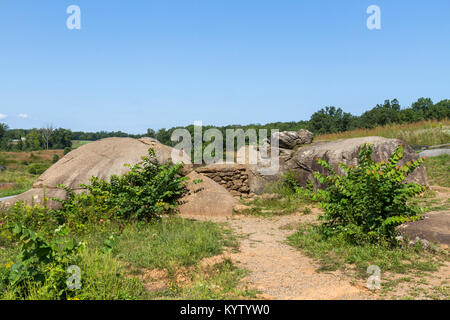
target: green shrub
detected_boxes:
[63,147,71,155]
[0,224,84,299]
[280,170,301,191]
[52,154,60,163]
[313,144,426,244]
[27,163,49,175]
[58,149,188,221]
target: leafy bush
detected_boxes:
[52,154,60,163]
[63,147,71,155]
[313,144,426,244]
[0,224,84,299]
[58,149,188,221]
[27,163,49,175]
[279,170,301,192]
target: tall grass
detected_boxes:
[0,169,37,197]
[424,154,450,187]
[114,217,230,273]
[315,119,450,146]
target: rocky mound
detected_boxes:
[3,137,192,208]
[178,171,239,217]
[3,135,430,217]
[283,136,428,188]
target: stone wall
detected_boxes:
[195,164,250,197]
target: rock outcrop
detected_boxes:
[284,136,428,188]
[271,129,313,149]
[397,213,450,247]
[3,137,192,208]
[2,135,430,217]
[178,171,239,217]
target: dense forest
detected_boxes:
[0,97,449,151]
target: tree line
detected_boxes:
[0,126,72,151]
[149,97,450,146]
[0,97,448,151]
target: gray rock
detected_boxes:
[271,129,313,149]
[283,136,428,188]
[419,148,450,157]
[397,213,450,247]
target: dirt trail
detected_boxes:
[188,212,375,300]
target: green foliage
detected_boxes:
[288,224,443,276]
[313,144,426,244]
[59,149,188,221]
[0,224,84,299]
[114,217,229,273]
[279,170,301,192]
[424,154,450,187]
[52,154,60,163]
[27,163,49,175]
[63,147,71,155]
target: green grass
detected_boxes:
[424,154,450,187]
[287,224,447,278]
[157,259,258,300]
[71,140,92,149]
[0,169,38,197]
[0,151,58,197]
[0,214,245,300]
[114,217,237,273]
[409,189,450,213]
[0,248,149,300]
[238,186,315,217]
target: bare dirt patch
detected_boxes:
[185,212,375,299]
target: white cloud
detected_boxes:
[18,113,29,119]
[0,114,7,120]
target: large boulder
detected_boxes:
[3,137,192,208]
[397,213,450,247]
[284,136,428,188]
[178,171,238,217]
[196,136,429,196]
[271,129,313,149]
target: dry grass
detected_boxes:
[315,119,450,146]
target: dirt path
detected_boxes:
[189,212,375,300]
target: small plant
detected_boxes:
[0,224,84,299]
[280,170,301,192]
[52,154,60,164]
[28,163,49,175]
[313,144,426,244]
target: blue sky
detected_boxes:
[0,0,449,133]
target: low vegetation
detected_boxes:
[315,119,450,146]
[284,144,449,299]
[0,150,63,198]
[0,149,251,300]
[424,154,450,187]
[312,144,425,244]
